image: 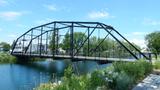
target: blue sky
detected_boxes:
[0,0,160,48]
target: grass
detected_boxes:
[35,59,153,90]
[0,52,17,64]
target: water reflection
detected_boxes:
[0,59,110,90]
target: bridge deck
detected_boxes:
[12,53,136,62]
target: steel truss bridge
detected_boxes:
[11,21,150,62]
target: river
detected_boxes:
[0,59,110,90]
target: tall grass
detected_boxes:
[0,52,17,64]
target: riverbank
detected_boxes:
[0,52,17,64]
[0,52,46,64]
[35,60,153,90]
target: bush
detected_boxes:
[35,83,57,90]
[0,52,17,64]
[115,71,134,90]
[89,70,106,90]
[36,66,108,90]
[113,60,152,81]
[113,62,144,80]
[154,61,160,69]
[137,60,152,75]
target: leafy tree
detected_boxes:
[49,30,141,58]
[49,32,56,54]
[145,31,160,55]
[61,32,87,53]
[0,42,11,52]
[49,32,87,55]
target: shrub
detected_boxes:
[113,60,152,81]
[115,71,134,90]
[35,83,57,90]
[89,70,106,90]
[137,60,152,75]
[113,62,143,80]
[0,52,17,64]
[154,61,160,69]
[36,65,108,90]
[47,65,91,90]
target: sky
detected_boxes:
[0,0,160,48]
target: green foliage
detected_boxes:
[115,72,134,90]
[34,83,57,90]
[61,32,87,51]
[104,60,152,90]
[0,42,11,52]
[89,70,106,90]
[49,31,141,58]
[113,60,152,81]
[36,66,107,90]
[145,31,160,54]
[153,61,160,69]
[64,65,73,79]
[0,52,17,64]
[138,60,153,75]
[60,66,89,90]
[36,60,153,90]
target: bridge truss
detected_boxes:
[11,21,150,61]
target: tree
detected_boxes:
[0,42,11,52]
[61,32,86,48]
[145,31,160,55]
[49,32,87,53]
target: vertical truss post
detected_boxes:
[37,36,39,54]
[22,35,25,55]
[46,31,48,54]
[40,27,43,56]
[56,29,59,55]
[30,30,33,55]
[53,23,56,57]
[70,22,74,58]
[88,27,90,56]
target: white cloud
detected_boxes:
[43,4,57,11]
[0,11,23,21]
[129,38,146,48]
[0,0,8,6]
[142,18,160,25]
[124,32,148,48]
[88,11,114,19]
